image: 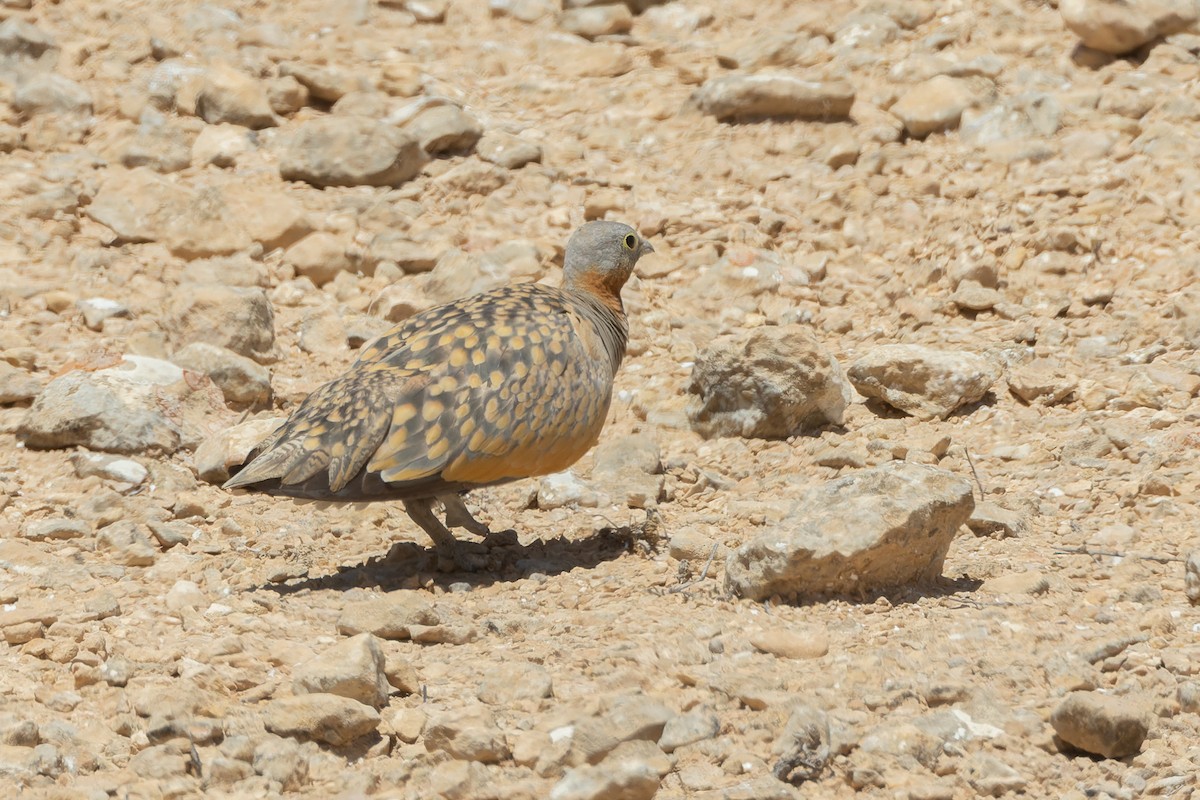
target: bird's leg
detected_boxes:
[440,494,520,548]
[403,498,484,572]
[438,493,492,538]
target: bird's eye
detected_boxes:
[623,233,637,250]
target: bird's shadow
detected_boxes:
[257,526,639,596]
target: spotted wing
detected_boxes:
[365,286,617,489]
[223,365,422,495]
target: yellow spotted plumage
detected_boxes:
[224,221,654,571]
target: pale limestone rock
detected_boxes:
[1051,691,1152,758]
[891,75,981,138]
[276,116,426,187]
[693,73,855,121]
[1060,0,1197,55]
[194,63,277,129]
[293,633,390,709]
[847,344,1000,420]
[560,4,634,38]
[688,325,852,438]
[726,463,974,600]
[263,694,381,746]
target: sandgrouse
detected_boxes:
[224,221,654,570]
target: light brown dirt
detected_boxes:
[2,1,1200,798]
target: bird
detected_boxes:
[224,220,654,571]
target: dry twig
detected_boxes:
[669,543,720,594]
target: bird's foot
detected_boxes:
[406,497,490,571]
[439,494,493,539]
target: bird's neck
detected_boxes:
[566,271,627,318]
[565,279,629,374]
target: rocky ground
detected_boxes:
[2,0,1200,797]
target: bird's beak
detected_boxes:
[640,239,655,257]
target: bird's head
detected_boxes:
[563,220,654,301]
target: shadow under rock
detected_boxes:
[880,574,986,605]
[857,391,999,422]
[257,526,634,596]
[945,390,999,420]
[774,574,986,610]
[859,397,914,420]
